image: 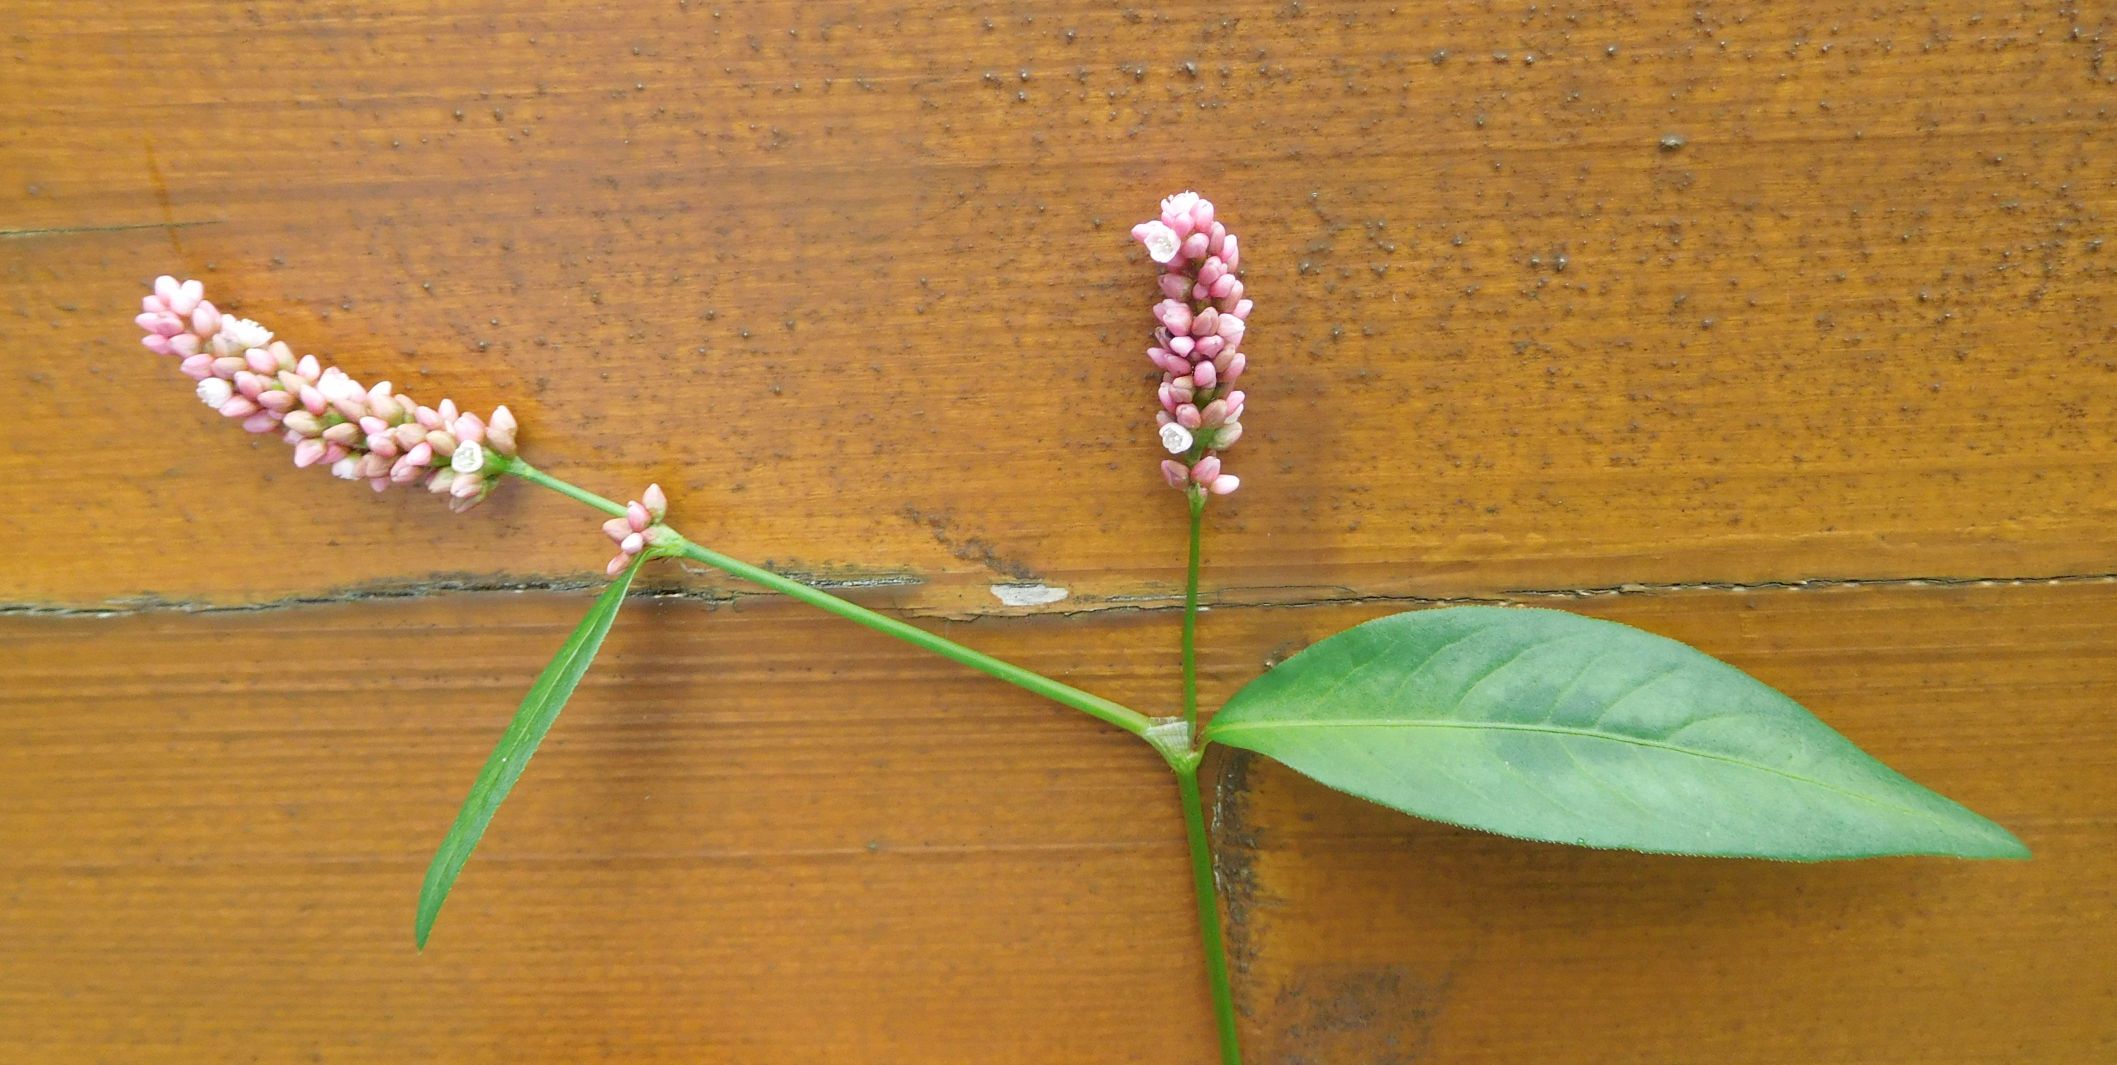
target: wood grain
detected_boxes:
[4,1,2116,610]
[4,0,2114,1061]
[2,582,2109,1063]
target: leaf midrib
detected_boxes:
[1207,716,1959,830]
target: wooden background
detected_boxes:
[3,1,2112,1061]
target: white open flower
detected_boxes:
[1159,422,1194,455]
[196,378,234,408]
[219,317,273,349]
[450,439,485,474]
[1138,221,1181,264]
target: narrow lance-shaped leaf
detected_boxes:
[415,556,648,948]
[1205,606,2027,861]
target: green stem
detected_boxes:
[499,457,1161,741]
[1176,761,1243,1065]
[1183,487,1204,733]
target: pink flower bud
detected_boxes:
[179,354,215,379]
[300,384,327,414]
[392,423,426,450]
[1209,274,1237,299]
[242,347,276,374]
[1232,299,1253,319]
[1198,258,1227,286]
[1194,335,1224,360]
[296,354,321,381]
[1176,404,1203,430]
[1190,455,1222,484]
[1193,361,1217,389]
[1155,300,1192,335]
[1219,235,1238,270]
[452,412,486,445]
[489,405,517,437]
[426,429,458,454]
[1208,474,1240,495]
[321,422,361,446]
[1168,335,1195,359]
[366,434,400,459]
[283,411,323,436]
[403,441,434,467]
[258,389,297,413]
[1161,460,1191,488]
[154,275,181,303]
[450,471,483,499]
[1221,351,1246,383]
[626,501,651,532]
[643,483,668,520]
[242,411,281,434]
[606,555,632,576]
[292,439,327,468]
[620,532,645,556]
[141,334,174,356]
[1158,274,1189,300]
[414,405,443,430]
[603,517,632,542]
[437,398,459,423]
[1181,232,1210,261]
[1199,399,1229,427]
[1214,421,1244,447]
[218,396,259,419]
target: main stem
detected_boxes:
[1176,765,1241,1065]
[501,458,1162,742]
[1178,489,1242,1065]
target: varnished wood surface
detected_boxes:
[1,583,2109,1062]
[4,0,2115,1061]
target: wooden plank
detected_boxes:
[5,1,2116,609]
[1,580,2107,1062]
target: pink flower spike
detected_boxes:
[642,483,668,521]
[1208,474,1240,495]
[1132,193,1251,495]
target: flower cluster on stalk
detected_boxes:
[137,275,516,512]
[1132,192,1250,497]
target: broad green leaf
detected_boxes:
[415,556,647,948]
[1205,606,2027,860]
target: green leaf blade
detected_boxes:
[415,557,647,948]
[1205,606,2027,861]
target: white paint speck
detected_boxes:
[991,583,1069,607]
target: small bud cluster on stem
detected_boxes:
[600,483,669,575]
[137,276,519,511]
[1131,192,1250,498]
